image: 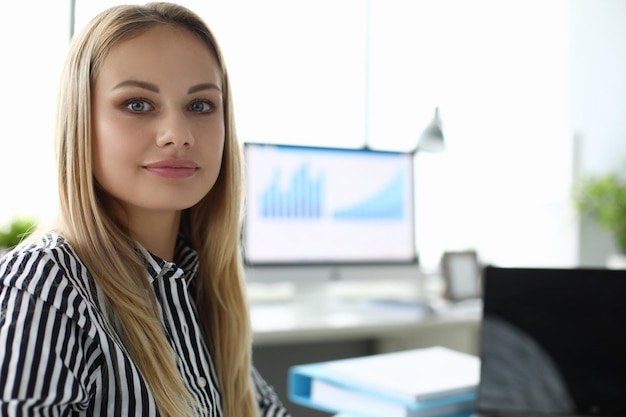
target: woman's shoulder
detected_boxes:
[0,233,104,356]
[0,232,95,307]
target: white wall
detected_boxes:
[0,3,68,228]
[3,0,619,269]
[569,0,626,265]
[405,0,575,270]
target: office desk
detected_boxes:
[252,298,481,351]
[250,288,481,417]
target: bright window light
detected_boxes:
[1,0,574,268]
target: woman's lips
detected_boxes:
[144,159,199,179]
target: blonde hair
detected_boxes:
[55,3,256,416]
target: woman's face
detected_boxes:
[91,25,225,220]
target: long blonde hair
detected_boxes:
[55,3,256,416]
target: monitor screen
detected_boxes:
[243,143,417,266]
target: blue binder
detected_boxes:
[288,347,478,417]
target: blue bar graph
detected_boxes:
[259,163,406,221]
[260,164,324,218]
[333,171,405,220]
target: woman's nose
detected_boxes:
[156,111,195,148]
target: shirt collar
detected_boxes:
[137,236,200,285]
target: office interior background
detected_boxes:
[1,0,626,270]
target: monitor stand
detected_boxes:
[245,263,425,309]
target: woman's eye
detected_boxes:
[189,100,214,113]
[124,99,152,113]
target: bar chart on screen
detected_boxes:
[243,143,416,264]
[259,163,405,221]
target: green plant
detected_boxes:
[574,172,626,254]
[0,217,37,249]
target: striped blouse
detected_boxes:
[0,233,291,417]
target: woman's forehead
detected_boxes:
[95,25,222,91]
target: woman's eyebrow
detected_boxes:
[188,83,221,94]
[111,80,159,92]
[109,80,221,95]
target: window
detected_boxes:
[0,3,68,227]
[2,0,574,268]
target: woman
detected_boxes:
[0,3,290,416]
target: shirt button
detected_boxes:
[197,376,207,388]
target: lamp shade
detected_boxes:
[417,107,445,153]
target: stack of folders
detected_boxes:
[288,346,479,417]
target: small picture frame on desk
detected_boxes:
[440,250,482,301]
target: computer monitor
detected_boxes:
[243,143,418,283]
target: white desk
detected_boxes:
[249,280,482,417]
[250,278,482,353]
[252,298,481,353]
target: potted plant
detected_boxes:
[0,216,37,255]
[573,171,626,266]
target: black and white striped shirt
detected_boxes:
[0,233,290,417]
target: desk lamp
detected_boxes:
[415,107,445,153]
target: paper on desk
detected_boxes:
[319,346,480,402]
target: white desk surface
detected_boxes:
[249,280,482,345]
